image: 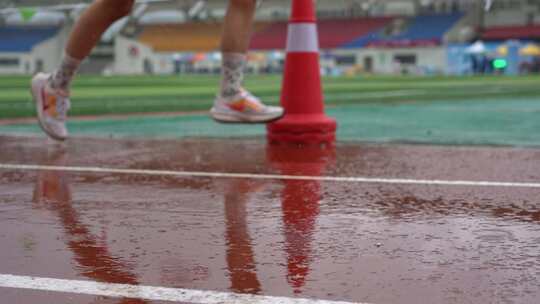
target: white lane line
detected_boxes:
[0,274,364,304]
[1,163,539,188]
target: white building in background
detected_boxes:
[329,47,447,75]
[114,35,158,75]
[113,34,224,75]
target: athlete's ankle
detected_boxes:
[50,54,81,92]
[220,53,246,98]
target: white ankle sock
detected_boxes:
[49,54,81,92]
[220,53,246,98]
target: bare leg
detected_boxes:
[221,0,257,53]
[219,0,257,98]
[51,0,134,91]
[67,0,134,59]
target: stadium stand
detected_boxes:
[0,26,60,52]
[318,18,394,49]
[482,25,540,40]
[250,18,393,50]
[346,13,464,48]
[137,18,395,52]
[138,22,270,52]
[137,14,462,52]
[138,23,222,52]
[249,21,288,50]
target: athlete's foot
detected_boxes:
[211,89,284,124]
[31,73,71,141]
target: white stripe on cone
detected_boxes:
[286,23,319,53]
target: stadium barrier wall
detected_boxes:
[0,27,65,75]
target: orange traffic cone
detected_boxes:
[267,0,337,145]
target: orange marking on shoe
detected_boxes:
[41,87,57,117]
[227,99,262,112]
[245,100,263,112]
[227,99,247,112]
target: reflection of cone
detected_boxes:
[267,0,337,145]
[267,144,335,293]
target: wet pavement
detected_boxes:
[0,135,539,304]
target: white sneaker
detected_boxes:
[31,73,71,141]
[211,89,284,124]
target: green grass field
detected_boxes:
[1,74,540,119]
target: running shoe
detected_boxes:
[211,89,284,123]
[31,73,71,141]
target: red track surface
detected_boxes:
[0,136,539,303]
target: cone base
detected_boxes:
[267,114,337,145]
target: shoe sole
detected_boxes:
[30,75,67,142]
[210,113,284,125]
[210,110,284,124]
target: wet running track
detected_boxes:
[0,135,539,304]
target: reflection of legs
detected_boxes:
[211,0,284,124]
[32,150,71,204]
[224,180,262,293]
[33,150,146,304]
[32,0,134,141]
